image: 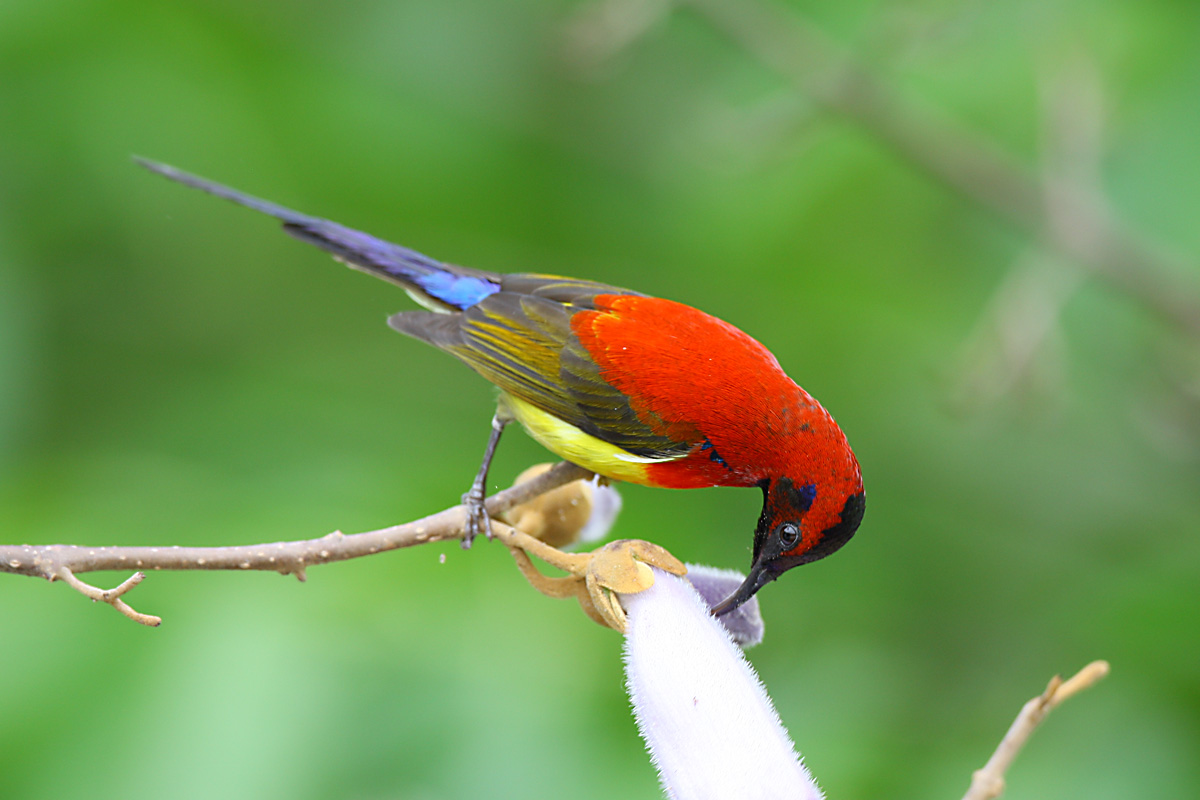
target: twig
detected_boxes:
[962,660,1111,800]
[1,461,591,624]
[56,568,162,627]
[680,0,1200,338]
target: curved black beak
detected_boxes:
[710,558,776,617]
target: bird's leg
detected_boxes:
[461,413,510,548]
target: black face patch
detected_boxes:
[775,476,817,513]
[752,480,772,561]
[805,491,865,564]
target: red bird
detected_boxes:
[138,159,865,615]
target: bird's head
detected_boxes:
[712,475,865,616]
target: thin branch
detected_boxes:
[57,568,162,627]
[962,660,1111,800]
[680,0,1200,339]
[1,462,591,623]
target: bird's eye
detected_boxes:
[778,522,800,549]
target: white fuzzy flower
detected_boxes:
[622,567,823,800]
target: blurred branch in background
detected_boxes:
[0,462,590,626]
[950,53,1101,413]
[562,0,674,71]
[565,0,1200,436]
[950,252,1079,415]
[680,0,1200,339]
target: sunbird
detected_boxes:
[137,159,864,615]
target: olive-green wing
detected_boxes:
[387,274,695,459]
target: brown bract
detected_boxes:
[496,524,687,633]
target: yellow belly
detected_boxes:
[501,394,678,485]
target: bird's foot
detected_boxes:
[460,486,493,549]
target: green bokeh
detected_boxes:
[2,1,1197,797]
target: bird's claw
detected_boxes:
[460,487,493,549]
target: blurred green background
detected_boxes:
[2,0,1198,797]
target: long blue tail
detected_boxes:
[135,158,501,312]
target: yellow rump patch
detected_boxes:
[501,394,681,485]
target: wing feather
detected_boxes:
[387,275,694,460]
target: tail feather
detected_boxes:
[135,157,501,311]
[134,157,322,227]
